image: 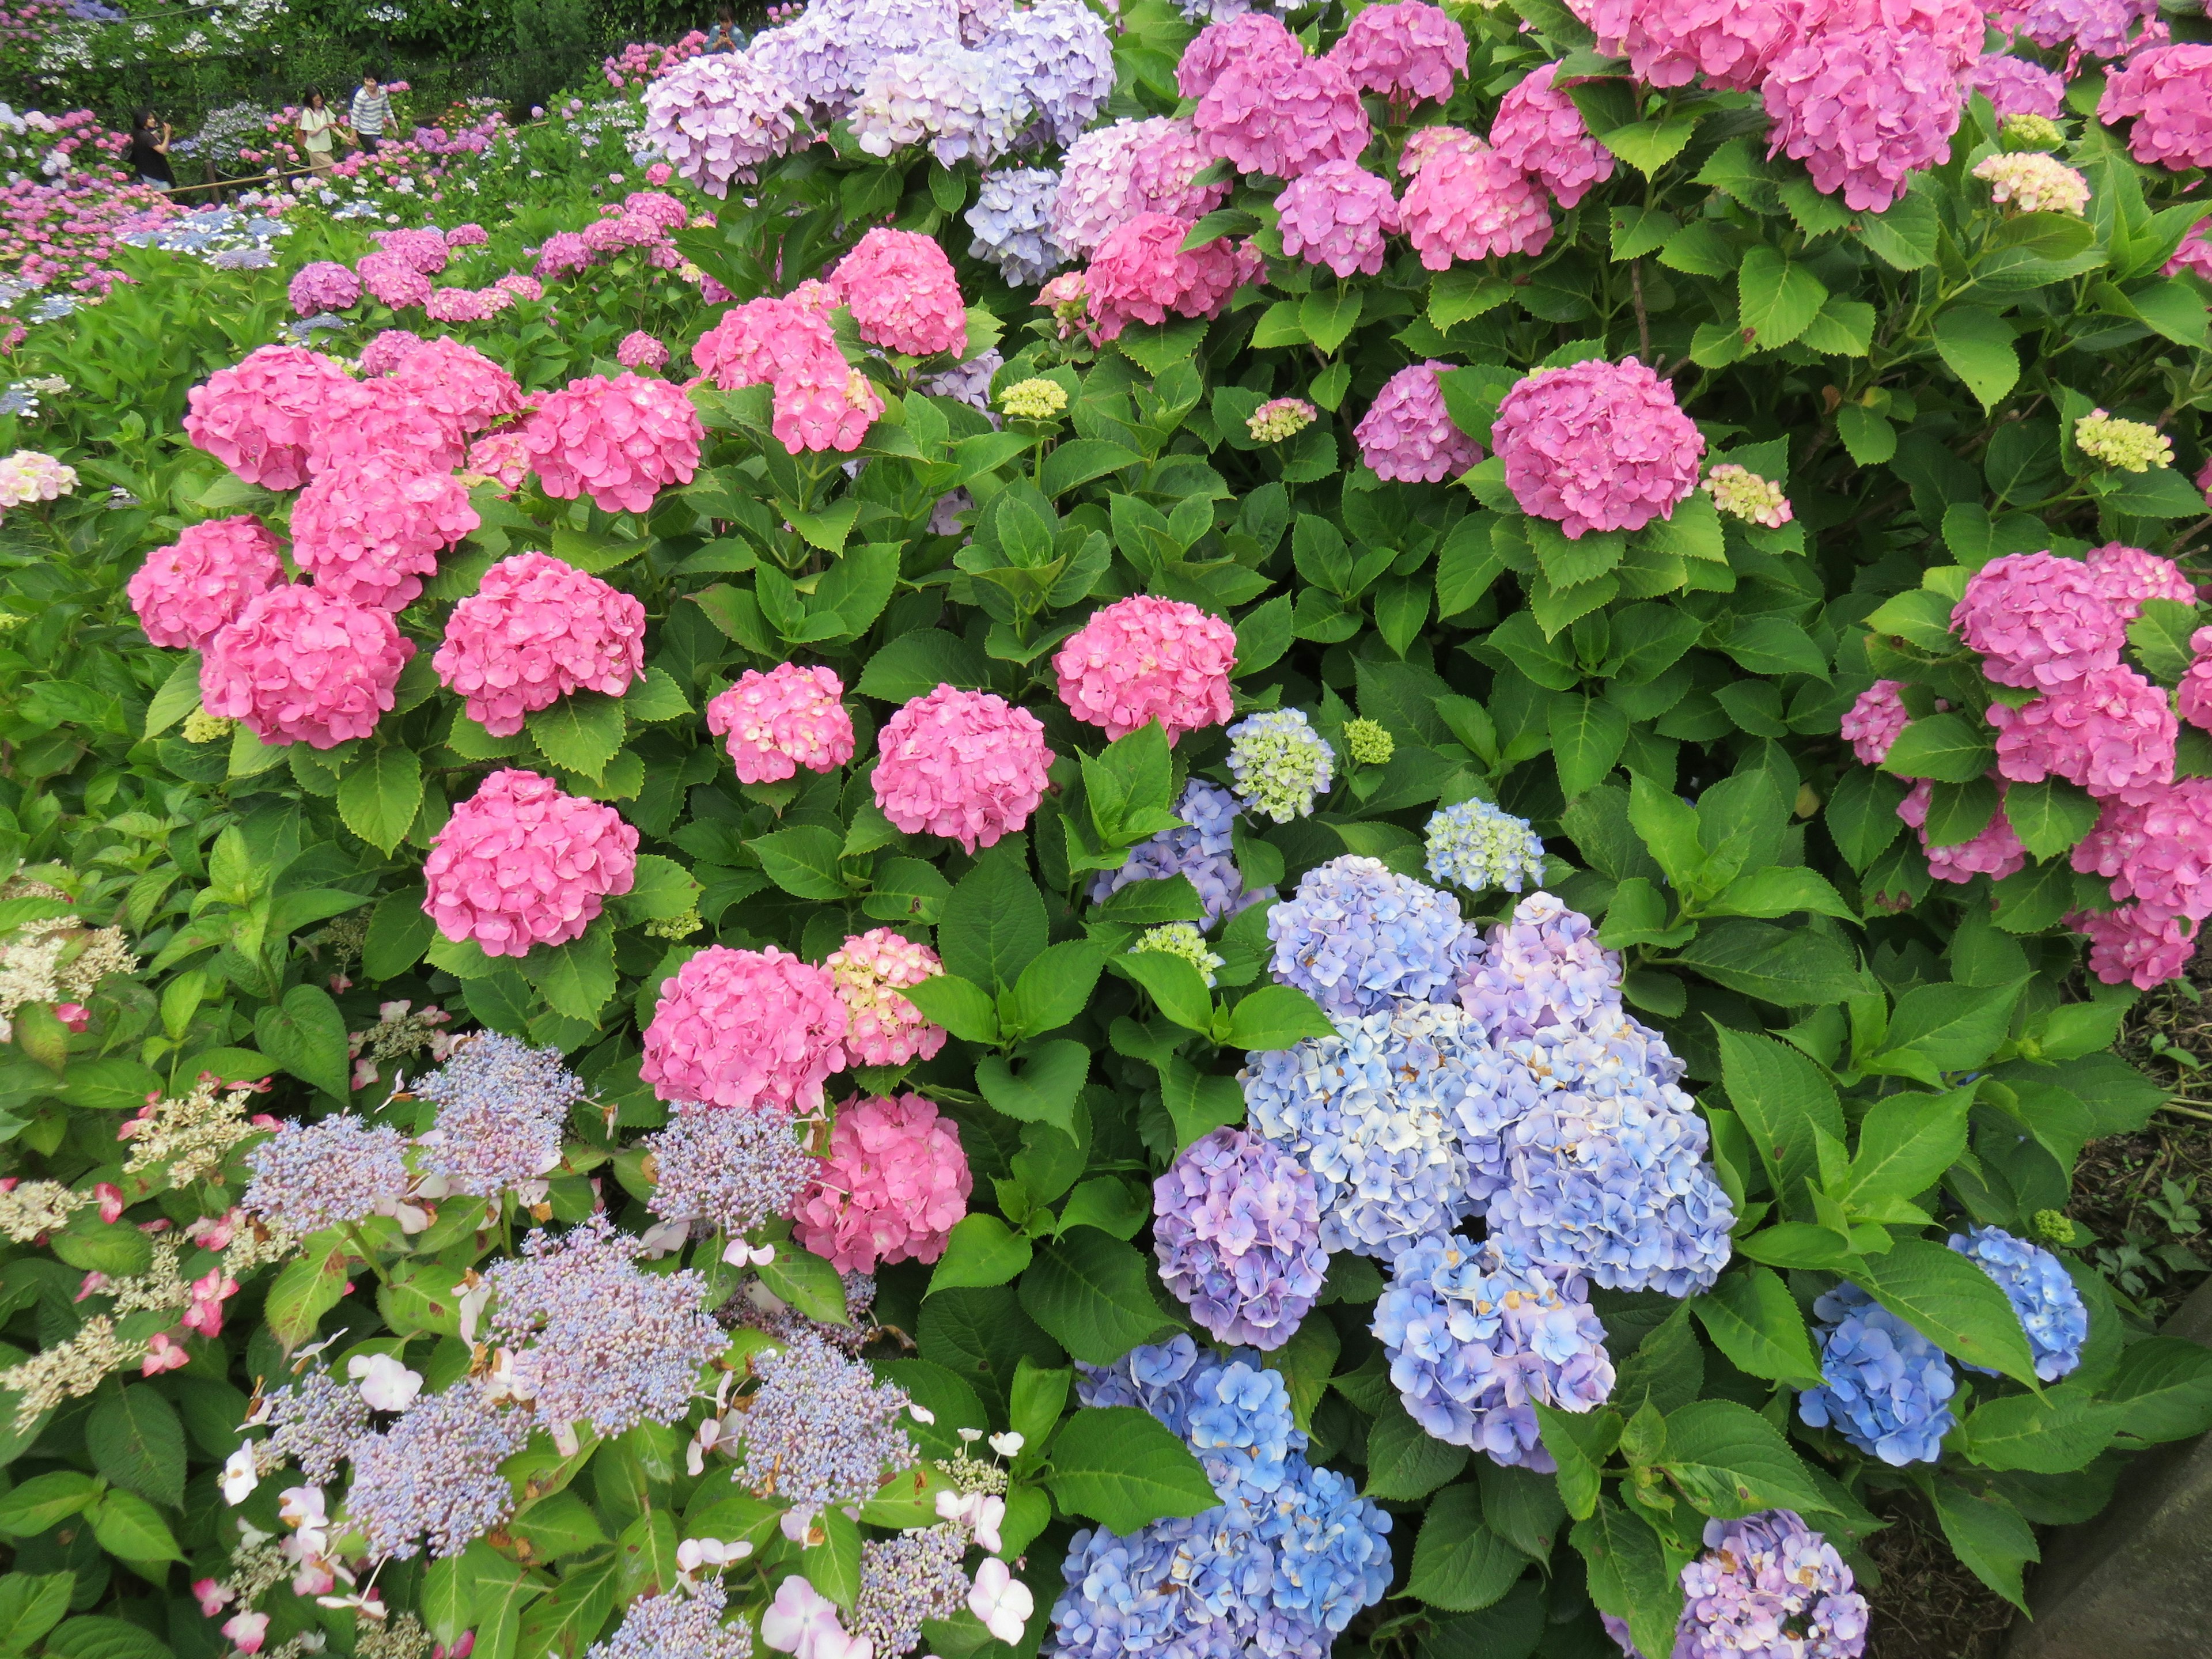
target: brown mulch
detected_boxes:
[1862,1493,2013,1659]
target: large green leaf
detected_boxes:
[1850,1237,2040,1385]
[1716,1025,1846,1217]
[938,847,1048,993]
[85,1385,185,1510]
[1018,1227,1180,1363]
[253,983,351,1097]
[1677,921,1868,1006]
[1659,1400,1831,1519]
[1046,1406,1217,1533]
[337,746,423,853]
[1404,1484,1530,1612]
[1690,1266,1824,1388]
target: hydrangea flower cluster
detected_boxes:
[1225,707,1335,821]
[1490,61,1614,207]
[772,350,887,455]
[983,0,1115,148]
[692,294,838,391]
[1969,52,2066,118]
[242,1114,411,1235]
[304,377,464,480]
[647,1104,817,1237]
[1455,890,1623,1043]
[1082,212,1260,342]
[1986,665,2176,802]
[2075,407,2175,472]
[1398,132,1554,268]
[1275,159,1400,278]
[1356,359,1482,483]
[705,661,857,784]
[873,684,1052,851]
[1951,551,2127,690]
[432,552,645,737]
[1898,778,2029,884]
[290,462,480,612]
[1762,29,1963,212]
[1132,921,1225,986]
[1586,0,1803,91]
[1329,0,1466,105]
[1052,593,1237,743]
[388,336,525,437]
[288,260,360,315]
[127,515,284,649]
[1248,397,1317,443]
[1603,1510,1870,1659]
[421,770,640,957]
[965,166,1068,286]
[2069,902,2194,989]
[358,250,434,309]
[1492,357,1705,538]
[1974,151,2091,214]
[792,1092,971,1273]
[737,1334,914,1515]
[414,1032,582,1199]
[521,372,703,514]
[1267,854,1476,1018]
[2099,44,2212,171]
[2074,780,2212,927]
[831,227,968,358]
[182,344,352,491]
[1702,463,1794,527]
[641,51,800,195]
[1798,1283,1958,1465]
[589,1582,752,1659]
[0,450,76,511]
[1088,779,1272,927]
[199,584,416,749]
[1840,680,1910,765]
[347,1381,529,1560]
[1188,20,1370,180]
[1152,1127,1327,1350]
[1948,1225,2087,1381]
[2086,541,2195,619]
[642,945,850,1112]
[826,928,949,1067]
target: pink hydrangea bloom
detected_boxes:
[1357,360,1483,484]
[770,351,886,454]
[373,227,449,275]
[1127,119,1230,222]
[1052,118,1229,257]
[535,232,594,280]
[422,287,494,324]
[1329,1,1468,105]
[2086,541,2195,619]
[792,1093,972,1273]
[616,331,669,370]
[640,945,849,1112]
[1950,552,2127,691]
[127,516,285,649]
[2098,44,2212,170]
[387,335,525,436]
[1054,594,1238,743]
[1840,680,1911,766]
[1969,52,2066,119]
[182,345,353,491]
[1897,777,2028,884]
[357,251,434,309]
[1987,666,2178,802]
[305,375,466,478]
[827,930,948,1068]
[830,228,968,359]
[1084,213,1261,342]
[1585,0,1804,91]
[1178,12,1304,100]
[497,272,545,302]
[1195,48,1371,180]
[289,260,361,315]
[447,222,488,247]
[640,51,800,197]
[522,372,703,513]
[705,662,857,783]
[422,769,639,957]
[1812,0,1986,73]
[2073,779,2212,922]
[692,294,839,390]
[200,584,415,749]
[1399,134,1553,268]
[1491,62,1616,208]
[2070,902,2195,988]
[358,328,426,377]
[290,461,479,612]
[1762,28,1962,212]
[466,430,529,491]
[433,552,647,736]
[874,684,1053,852]
[1491,357,1706,537]
[2178,626,2212,732]
[1276,160,1400,278]
[1401,124,1482,177]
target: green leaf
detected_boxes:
[1405,1484,1530,1612]
[1660,1399,1831,1519]
[1574,1497,1681,1659]
[1737,247,1828,349]
[143,653,202,739]
[753,825,849,900]
[1160,1055,1247,1152]
[858,630,991,700]
[1931,306,2020,409]
[0,1470,99,1536]
[1437,515,1508,618]
[1843,1084,1972,1209]
[1958,1388,2116,1473]
[1363,1393,1471,1500]
[1019,1226,1180,1363]
[2129,596,2202,682]
[514,1556,619,1659]
[507,1493,612,1563]
[337,747,423,854]
[1717,1025,1847,1215]
[88,1489,180,1565]
[2103,1335,2212,1442]
[525,923,616,1021]
[1882,982,2023,1073]
[1836,404,1897,465]
[1233,595,1293,677]
[901,974,1000,1044]
[938,847,1048,993]
[254,983,351,1097]
[364,885,435,980]
[622,666,693,723]
[1850,1236,2040,1385]
[929,1214,1034,1294]
[1534,1405,1622,1521]
[1691,1267,1824,1388]
[528,692,627,780]
[264,1241,350,1350]
[86,1385,185,1510]
[1709,866,1854,921]
[1859,186,1941,270]
[1046,1406,1218,1532]
[976,1039,1088,1135]
[758,1241,850,1324]
[1883,713,1994,783]
[0,1571,72,1648]
[620,854,700,922]
[43,1618,173,1659]
[1224,984,1334,1051]
[1598,115,1699,175]
[1932,1483,2037,1612]
[1677,920,1868,1006]
[380,1260,469,1339]
[1005,940,1107,1040]
[2005,779,2100,860]
[614,1509,683,1604]
[1300,288,1363,354]
[1550,694,1629,800]
[1041,438,1142,497]
[1117,948,1215,1034]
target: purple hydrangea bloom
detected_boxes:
[1601,1509,1870,1659]
[242,1113,411,1235]
[589,1580,752,1659]
[1153,1127,1328,1349]
[736,1332,915,1516]
[1266,855,1477,1018]
[1372,1233,1616,1470]
[414,1032,581,1199]
[979,0,1115,149]
[1799,1283,1958,1465]
[1968,52,2067,119]
[1949,1225,2088,1381]
[347,1380,529,1560]
[641,51,801,198]
[967,166,1069,286]
[853,39,1021,166]
[1456,890,1625,1044]
[2008,0,2156,57]
[1081,1335,1298,1497]
[1089,779,1272,927]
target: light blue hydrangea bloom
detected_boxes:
[979,0,1115,149]
[1265,854,1475,1018]
[965,166,1069,287]
[1226,707,1334,823]
[1799,1284,1958,1466]
[1425,797,1546,895]
[1089,780,1271,927]
[1949,1225,2088,1381]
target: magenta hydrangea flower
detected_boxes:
[1399,134,1553,268]
[1084,212,1260,342]
[1814,0,1986,71]
[422,769,639,958]
[359,328,426,376]
[706,662,857,783]
[1491,357,1706,538]
[2071,779,2212,926]
[770,352,887,456]
[1969,52,2066,119]
[692,294,839,390]
[433,552,647,737]
[1987,666,2178,802]
[182,345,353,491]
[1357,361,1483,484]
[290,461,480,612]
[1586,0,1805,91]
[1178,12,1304,100]
[1490,62,1616,207]
[1053,594,1238,743]
[2074,903,2196,988]
[616,331,669,370]
[2086,541,2195,619]
[497,272,544,302]
[1898,778,2028,884]
[289,260,361,316]
[1329,1,1468,107]
[1840,680,1911,766]
[522,372,703,514]
[1152,1126,1327,1351]
[1276,160,1400,278]
[374,227,450,275]
[306,374,467,478]
[422,287,498,325]
[2167,219,2212,281]
[641,945,850,1112]
[1950,552,2127,691]
[873,684,1053,852]
[2099,44,2212,171]
[827,929,949,1068]
[388,336,526,435]
[357,250,434,309]
[200,584,415,749]
[831,228,968,359]
[2179,626,2212,732]
[793,1092,972,1273]
[127,516,286,649]
[1194,47,1371,181]
[1762,28,1963,211]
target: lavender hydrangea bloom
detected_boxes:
[2011,0,2156,58]
[589,1580,752,1659]
[646,1104,817,1236]
[1456,889,1624,1043]
[979,0,1115,149]
[260,1366,371,1483]
[967,166,1070,287]
[1153,1128,1328,1349]
[242,1114,411,1235]
[347,1380,529,1559]
[1089,779,1272,926]
[853,39,1022,166]
[920,347,1004,414]
[1425,797,1546,894]
[1372,1234,1615,1470]
[414,1033,581,1198]
[1602,1509,1870,1659]
[737,1333,915,1514]
[1266,854,1477,1017]
[1949,1225,2088,1381]
[1799,1283,1958,1465]
[753,0,959,118]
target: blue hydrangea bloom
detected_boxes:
[1080,1335,1298,1498]
[1089,780,1271,927]
[1425,797,1546,895]
[966,166,1069,287]
[1948,1225,2088,1381]
[1799,1284,1958,1466]
[1266,855,1476,1018]
[979,0,1115,149]
[1226,708,1335,823]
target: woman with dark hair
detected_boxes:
[296,89,339,176]
[705,5,742,50]
[127,108,173,190]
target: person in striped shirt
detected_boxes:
[350,73,392,153]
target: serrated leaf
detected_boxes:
[1405,1484,1529,1611]
[1046,1406,1217,1532]
[86,1385,185,1510]
[1019,1227,1179,1363]
[528,692,627,780]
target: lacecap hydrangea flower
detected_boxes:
[1052,593,1237,743]
[2070,900,2195,989]
[200,584,415,749]
[522,372,703,514]
[128,515,285,650]
[1398,131,1554,268]
[641,945,850,1112]
[1948,1225,2087,1382]
[1952,551,2127,691]
[641,50,800,196]
[1603,1509,1870,1659]
[705,661,856,785]
[1275,159,1400,279]
[1088,778,1274,927]
[183,344,353,492]
[1490,63,1615,210]
[827,927,949,1067]
[1899,777,2028,884]
[1798,1283,1957,1465]
[2099,44,2212,172]
[1987,665,2177,802]
[414,1032,580,1199]
[1330,0,1466,105]
[2086,540,2195,619]
[646,1103,817,1236]
[1153,1126,1327,1350]
[1492,357,1705,538]
[1083,212,1260,343]
[288,260,361,315]
[1425,797,1544,895]
[1585,0,1803,91]
[2073,778,2212,924]
[433,552,646,737]
[793,1091,971,1273]
[1226,706,1335,821]
[1761,28,1963,213]
[966,166,1069,287]
[873,683,1052,851]
[832,227,968,359]
[422,769,639,957]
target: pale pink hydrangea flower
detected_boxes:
[1401,124,1482,177]
[358,328,426,377]
[827,930,948,1068]
[641,945,850,1112]
[422,768,639,957]
[1840,680,1912,766]
[706,662,857,783]
[2073,779,2212,923]
[182,345,353,491]
[1127,119,1230,222]
[641,51,800,196]
[1491,62,1616,207]
[357,251,434,309]
[874,684,1053,852]
[1951,551,2127,691]
[497,272,545,302]
[1987,665,2178,802]
[2098,43,2212,171]
[1329,0,1468,106]
[1194,47,1371,181]
[466,430,529,491]
[1491,357,1706,537]
[1052,118,1174,256]
[128,516,285,649]
[289,260,361,316]
[305,374,467,478]
[1276,160,1400,278]
[388,336,525,434]
[616,331,669,370]
[1585,0,1804,90]
[1762,28,1963,211]
[1399,134,1553,268]
[200,585,415,749]
[793,1093,972,1274]
[830,228,968,359]
[433,552,647,736]
[1178,12,1304,100]
[691,294,838,390]
[2086,541,2195,620]
[522,373,703,513]
[1054,594,1238,743]
[2166,218,2212,281]
[2178,626,2212,732]
[1084,213,1261,342]
[1357,360,1483,484]
[770,353,886,454]
[290,461,480,612]
[1897,777,2028,883]
[2070,902,2195,988]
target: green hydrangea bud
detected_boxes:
[645,907,703,940]
[2075,408,2173,473]
[1130,922,1225,988]
[999,378,1069,421]
[1247,397,1317,444]
[2030,1209,2078,1247]
[183,710,237,744]
[2000,114,2065,153]
[1342,718,1394,765]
